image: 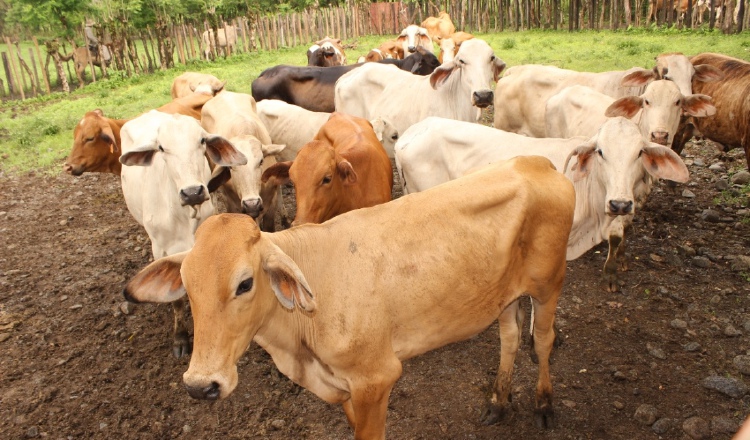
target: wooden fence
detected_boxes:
[1,0,748,100]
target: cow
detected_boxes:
[377,39,405,59]
[261,112,393,226]
[647,0,692,24]
[336,39,506,137]
[202,26,238,60]
[357,48,392,63]
[122,154,576,438]
[119,110,246,357]
[251,50,442,113]
[171,72,225,99]
[420,11,456,42]
[494,53,724,138]
[437,31,475,63]
[256,100,399,160]
[200,91,286,231]
[394,116,689,292]
[307,37,346,66]
[64,94,215,176]
[545,81,716,147]
[60,45,111,88]
[672,53,750,168]
[396,24,433,55]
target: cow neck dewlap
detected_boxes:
[436,72,477,122]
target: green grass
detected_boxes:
[1,29,748,174]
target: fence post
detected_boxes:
[4,38,24,99]
[32,37,51,95]
[1,52,15,97]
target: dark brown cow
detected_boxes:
[673,53,750,169]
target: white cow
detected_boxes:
[201,91,286,232]
[256,99,400,159]
[170,72,225,99]
[396,24,433,55]
[202,26,238,60]
[545,81,716,147]
[335,38,506,137]
[395,116,689,292]
[494,53,724,137]
[119,110,246,356]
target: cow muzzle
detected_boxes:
[179,185,208,206]
[242,198,263,219]
[63,163,83,176]
[650,131,669,146]
[184,381,221,400]
[472,90,494,108]
[608,199,634,216]
[407,45,417,53]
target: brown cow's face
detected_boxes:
[65,111,119,176]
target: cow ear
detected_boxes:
[682,94,716,117]
[214,80,226,94]
[261,161,292,185]
[262,244,315,312]
[420,34,432,49]
[605,96,643,118]
[120,148,156,166]
[101,125,117,153]
[430,62,456,89]
[564,141,597,182]
[93,109,104,117]
[370,118,385,141]
[693,64,724,83]
[337,159,358,185]
[640,143,690,183]
[621,68,655,87]
[493,58,507,82]
[207,166,232,193]
[205,135,247,167]
[123,252,188,304]
[262,143,286,157]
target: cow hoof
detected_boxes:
[480,403,507,425]
[173,334,192,358]
[534,406,555,429]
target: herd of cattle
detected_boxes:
[62,11,750,438]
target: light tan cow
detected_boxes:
[493,54,724,138]
[420,11,456,42]
[200,91,286,231]
[437,31,475,63]
[545,81,716,147]
[202,26,238,60]
[171,72,225,99]
[377,39,404,59]
[123,155,575,438]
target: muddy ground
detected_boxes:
[1,139,750,440]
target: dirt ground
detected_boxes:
[1,137,750,440]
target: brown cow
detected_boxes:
[421,11,456,42]
[60,46,111,88]
[673,53,750,169]
[171,72,225,99]
[64,93,215,176]
[262,112,393,225]
[123,155,575,437]
[377,39,405,59]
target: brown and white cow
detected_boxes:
[493,53,724,138]
[396,25,433,55]
[306,37,346,66]
[377,39,405,59]
[261,112,393,226]
[123,155,575,437]
[672,53,750,168]
[171,72,225,99]
[64,94,215,176]
[200,91,286,231]
[437,31,475,63]
[420,11,456,42]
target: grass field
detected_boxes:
[0,29,748,174]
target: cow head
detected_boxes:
[190,77,225,96]
[123,213,315,400]
[65,110,122,176]
[605,80,716,147]
[564,117,689,217]
[407,47,441,75]
[397,25,432,54]
[621,53,724,96]
[429,39,505,109]
[120,112,246,208]
[370,116,399,159]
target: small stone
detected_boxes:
[682,189,696,198]
[693,158,705,167]
[731,170,750,185]
[0,333,11,343]
[715,179,730,190]
[634,404,658,425]
[613,371,627,380]
[561,399,576,408]
[678,245,697,257]
[647,343,666,359]
[692,256,711,268]
[702,376,748,398]
[683,416,710,440]
[59,219,68,226]
[683,342,701,352]
[731,256,750,272]
[710,295,722,305]
[26,426,39,438]
[69,304,83,310]
[737,209,750,216]
[613,401,624,410]
[709,163,725,171]
[724,325,742,337]
[99,422,108,430]
[711,416,739,434]
[701,209,721,223]
[670,319,688,330]
[270,419,286,430]
[119,302,134,315]
[744,320,750,333]
[182,425,191,433]
[652,418,674,434]
[60,295,68,302]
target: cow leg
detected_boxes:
[530,297,557,429]
[481,300,520,425]
[171,297,191,358]
[603,219,626,292]
[348,363,401,440]
[342,399,356,430]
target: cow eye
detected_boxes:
[675,99,681,106]
[236,278,253,296]
[391,133,398,141]
[490,55,496,62]
[322,175,332,185]
[85,137,95,142]
[458,59,466,65]
[259,158,264,167]
[200,137,206,145]
[644,99,650,106]
[158,145,164,152]
[596,149,604,157]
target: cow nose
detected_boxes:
[608,200,633,215]
[185,381,221,400]
[473,91,494,108]
[179,185,207,206]
[650,131,669,146]
[242,198,263,219]
[408,45,417,52]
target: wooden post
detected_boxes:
[4,38,24,99]
[2,52,15,97]
[13,44,30,94]
[28,48,41,96]
[32,37,51,95]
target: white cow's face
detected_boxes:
[398,25,431,53]
[566,117,689,217]
[429,39,506,109]
[656,53,695,96]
